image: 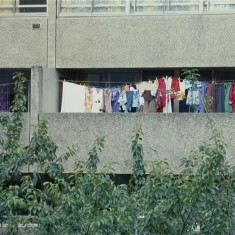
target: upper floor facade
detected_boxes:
[1,0,235,16]
[0,0,235,69]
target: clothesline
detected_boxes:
[0,80,29,87]
[58,79,141,84]
[59,78,235,87]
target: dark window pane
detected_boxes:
[19,0,47,13]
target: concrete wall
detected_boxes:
[56,14,235,69]
[0,113,30,145]
[42,68,59,112]
[40,113,235,174]
[1,13,235,69]
[0,18,48,68]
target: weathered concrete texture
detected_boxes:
[0,18,47,68]
[56,14,235,68]
[42,68,59,112]
[30,67,43,136]
[39,113,235,174]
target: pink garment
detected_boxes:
[157,78,166,108]
[229,85,235,112]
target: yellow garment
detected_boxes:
[176,80,186,100]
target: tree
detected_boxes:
[0,73,234,234]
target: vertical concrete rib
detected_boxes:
[47,0,57,68]
[30,66,43,138]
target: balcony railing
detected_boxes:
[0,0,47,16]
[57,0,235,16]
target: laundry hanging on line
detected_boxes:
[60,78,235,113]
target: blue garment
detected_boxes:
[118,91,127,111]
[111,87,120,113]
[126,91,133,112]
[195,82,208,113]
[186,84,200,106]
[215,84,225,113]
[132,90,140,108]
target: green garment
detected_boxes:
[224,83,232,113]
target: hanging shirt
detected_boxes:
[170,77,180,99]
[136,83,145,109]
[215,84,225,113]
[150,79,159,97]
[186,84,200,106]
[195,82,208,113]
[158,78,166,109]
[224,83,232,113]
[229,85,235,113]
[84,87,93,113]
[92,88,103,113]
[177,80,186,100]
[205,83,216,112]
[185,79,192,89]
[126,91,133,112]
[163,77,172,113]
[102,88,112,113]
[132,90,140,108]
[136,83,145,93]
[142,90,156,112]
[118,90,127,111]
[124,84,130,91]
[111,87,120,113]
[61,82,85,113]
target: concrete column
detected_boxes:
[47,0,57,68]
[30,66,43,137]
[42,68,60,112]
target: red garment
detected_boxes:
[170,77,180,99]
[229,85,235,112]
[157,78,166,108]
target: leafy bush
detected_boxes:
[0,73,234,234]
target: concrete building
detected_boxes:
[0,0,235,174]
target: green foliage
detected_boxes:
[0,73,235,234]
[86,136,105,172]
[181,68,200,84]
[131,127,146,191]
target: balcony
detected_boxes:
[57,0,235,16]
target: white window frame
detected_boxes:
[0,0,48,17]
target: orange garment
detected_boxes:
[84,87,93,112]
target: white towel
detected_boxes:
[61,82,85,113]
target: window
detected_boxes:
[0,70,30,112]
[206,0,235,13]
[58,0,235,15]
[59,0,126,15]
[19,0,47,13]
[130,0,200,14]
[0,0,47,15]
